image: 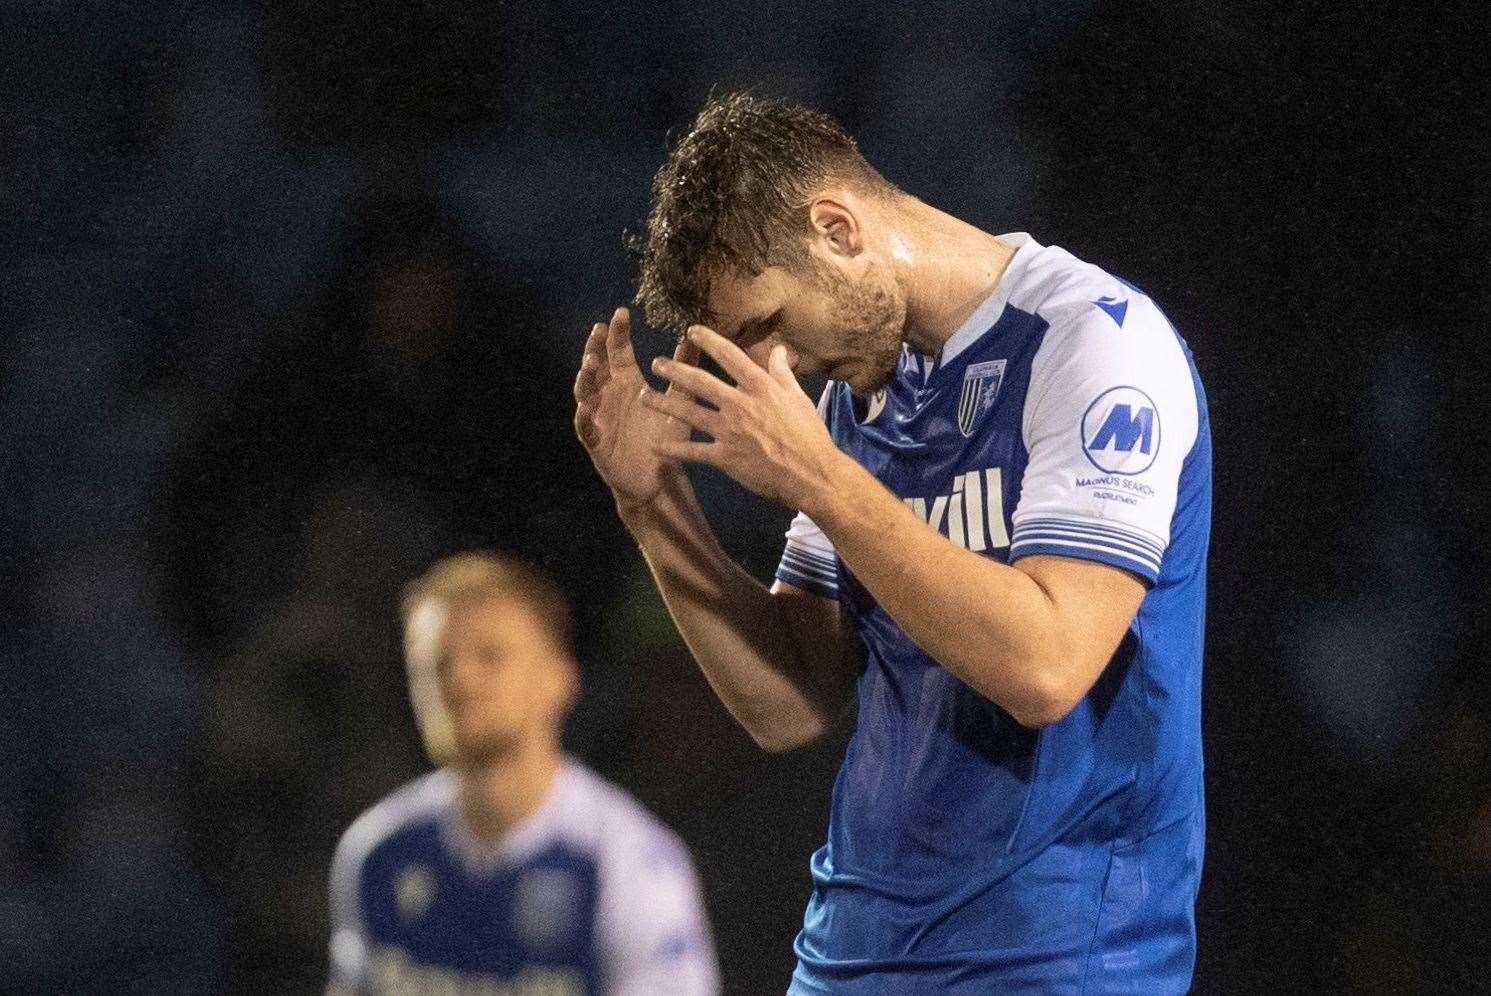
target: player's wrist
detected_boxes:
[792,449,861,528]
[613,468,694,527]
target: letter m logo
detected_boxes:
[1081,387,1161,475]
[1089,404,1154,454]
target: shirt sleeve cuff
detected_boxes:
[775,544,840,600]
[1009,515,1165,584]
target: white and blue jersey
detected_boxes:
[328,759,720,995]
[776,234,1211,994]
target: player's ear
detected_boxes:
[808,196,862,259]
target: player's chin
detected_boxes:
[450,726,522,766]
[845,361,895,397]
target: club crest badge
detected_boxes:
[514,868,582,954]
[395,864,437,920]
[958,359,1006,438]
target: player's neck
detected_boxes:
[894,202,1017,356]
[454,736,562,844]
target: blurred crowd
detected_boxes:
[3,1,1485,992]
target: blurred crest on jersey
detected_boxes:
[515,868,583,954]
[958,359,1007,437]
[396,864,437,919]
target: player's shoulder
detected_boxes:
[553,760,693,873]
[1014,243,1193,388]
[332,769,455,879]
[1009,241,1172,344]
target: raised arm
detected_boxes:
[575,308,855,752]
[643,325,1162,730]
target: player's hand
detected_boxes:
[574,307,700,512]
[641,325,843,508]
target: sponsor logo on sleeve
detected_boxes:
[1081,386,1160,475]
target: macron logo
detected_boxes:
[1094,295,1128,327]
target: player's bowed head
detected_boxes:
[627,91,914,400]
[576,93,935,514]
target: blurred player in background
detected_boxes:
[327,552,719,995]
[575,94,1211,992]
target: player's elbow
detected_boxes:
[1005,666,1085,730]
[1009,693,1078,730]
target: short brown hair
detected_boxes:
[631,92,897,334]
[401,551,573,655]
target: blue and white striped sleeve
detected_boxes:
[775,512,840,599]
[774,382,841,600]
[1010,298,1199,585]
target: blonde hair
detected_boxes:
[401,550,573,655]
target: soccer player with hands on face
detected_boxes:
[576,93,1212,994]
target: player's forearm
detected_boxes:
[618,473,838,751]
[802,456,1072,728]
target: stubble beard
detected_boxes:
[827,265,906,397]
[447,717,525,770]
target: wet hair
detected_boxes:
[401,550,572,656]
[631,92,897,334]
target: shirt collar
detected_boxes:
[440,757,578,875]
[933,232,1039,370]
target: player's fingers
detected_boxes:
[586,345,610,380]
[605,307,636,372]
[661,337,704,400]
[660,337,704,405]
[767,344,796,387]
[574,401,600,447]
[574,352,604,401]
[583,321,608,364]
[651,354,732,407]
[651,438,723,468]
[677,336,702,363]
[687,325,765,388]
[639,386,719,435]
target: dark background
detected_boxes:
[4,1,1487,992]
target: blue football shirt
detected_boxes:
[775,233,1211,994]
[328,759,720,995]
